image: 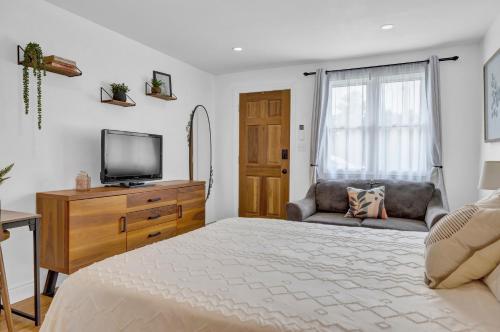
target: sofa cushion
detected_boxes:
[303,213,361,227]
[362,217,428,232]
[371,180,434,220]
[316,180,371,213]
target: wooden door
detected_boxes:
[68,195,127,272]
[239,90,290,219]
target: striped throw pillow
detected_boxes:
[425,205,479,246]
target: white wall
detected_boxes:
[0,0,215,301]
[481,13,500,185]
[214,43,483,220]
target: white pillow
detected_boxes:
[425,206,500,289]
[477,190,500,208]
[484,264,500,301]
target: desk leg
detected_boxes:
[32,219,41,326]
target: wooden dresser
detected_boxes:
[36,181,205,282]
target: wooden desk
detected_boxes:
[0,210,41,326]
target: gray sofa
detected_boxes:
[286,180,448,232]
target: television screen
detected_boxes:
[101,130,162,184]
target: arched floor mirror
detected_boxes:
[187,105,213,200]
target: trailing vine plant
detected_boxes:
[22,42,46,129]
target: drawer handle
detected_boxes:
[148,197,161,203]
[119,216,127,233]
[148,214,161,220]
[148,231,161,238]
[178,205,183,218]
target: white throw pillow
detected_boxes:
[484,264,500,301]
[425,206,500,289]
[477,190,500,208]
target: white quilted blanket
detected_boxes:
[42,218,500,332]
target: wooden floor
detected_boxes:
[0,296,52,332]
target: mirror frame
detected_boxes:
[187,105,213,200]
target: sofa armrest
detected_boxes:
[425,189,448,229]
[425,206,448,229]
[286,183,317,221]
[286,198,316,221]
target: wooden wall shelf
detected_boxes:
[146,93,178,101]
[102,99,136,107]
[145,82,177,101]
[100,87,136,107]
[17,45,82,77]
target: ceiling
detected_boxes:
[46,0,500,74]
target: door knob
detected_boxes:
[282,169,288,174]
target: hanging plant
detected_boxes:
[22,42,46,130]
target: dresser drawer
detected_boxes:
[126,205,178,232]
[178,185,205,202]
[127,189,176,210]
[127,221,176,251]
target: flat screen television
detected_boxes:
[101,129,162,186]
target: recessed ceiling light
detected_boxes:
[381,24,394,30]
[232,47,243,52]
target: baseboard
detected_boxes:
[9,281,34,303]
[9,271,67,303]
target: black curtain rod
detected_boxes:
[303,56,459,76]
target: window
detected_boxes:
[318,63,430,181]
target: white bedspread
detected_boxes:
[42,218,500,332]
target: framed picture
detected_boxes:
[153,71,172,97]
[484,48,500,142]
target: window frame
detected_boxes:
[322,69,429,180]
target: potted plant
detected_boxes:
[110,83,129,102]
[22,42,46,130]
[151,78,163,94]
[0,163,14,215]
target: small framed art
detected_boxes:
[153,71,172,97]
[484,48,500,142]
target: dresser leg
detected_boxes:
[43,270,58,297]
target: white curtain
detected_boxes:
[427,56,449,209]
[310,69,328,183]
[317,62,431,181]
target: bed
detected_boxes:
[41,218,500,332]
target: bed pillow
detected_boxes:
[345,186,388,219]
[476,190,500,208]
[424,205,500,289]
[484,264,500,301]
